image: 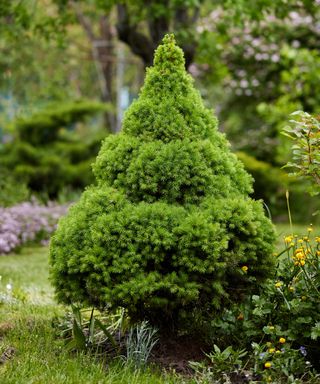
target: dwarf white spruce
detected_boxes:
[50,34,275,333]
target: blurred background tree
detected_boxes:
[1,0,319,220]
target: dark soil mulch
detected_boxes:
[150,336,258,383]
[150,335,209,374]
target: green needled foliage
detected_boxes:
[50,35,275,333]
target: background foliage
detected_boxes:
[1,0,320,221]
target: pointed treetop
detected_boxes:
[153,34,185,71]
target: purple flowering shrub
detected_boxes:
[0,200,68,254]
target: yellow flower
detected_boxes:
[289,286,295,292]
[268,348,275,353]
[275,350,281,354]
[295,252,305,260]
[300,260,306,266]
[315,237,320,243]
[298,239,304,244]
[279,337,286,344]
[275,281,283,288]
[308,226,313,232]
[241,265,248,272]
[264,362,272,368]
[303,236,310,242]
[284,235,293,243]
[317,251,320,256]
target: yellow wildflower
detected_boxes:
[275,281,283,288]
[295,251,305,260]
[268,348,275,353]
[275,350,281,354]
[315,237,320,243]
[284,235,293,243]
[279,337,286,344]
[289,286,295,292]
[308,226,313,232]
[264,362,272,368]
[317,251,320,256]
[241,265,248,272]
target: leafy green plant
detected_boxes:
[50,34,275,334]
[283,111,320,195]
[251,340,318,383]
[60,306,120,356]
[210,227,320,372]
[190,345,248,384]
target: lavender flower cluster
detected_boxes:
[0,201,68,254]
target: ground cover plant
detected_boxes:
[0,201,67,255]
[50,34,275,334]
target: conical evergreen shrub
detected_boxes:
[50,35,275,332]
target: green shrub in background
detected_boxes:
[15,101,108,146]
[237,151,320,223]
[50,35,275,334]
[0,167,29,207]
[236,151,288,217]
[0,100,108,199]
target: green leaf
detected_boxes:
[72,318,86,350]
[311,322,320,340]
[95,318,120,354]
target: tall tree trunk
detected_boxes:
[116,3,200,69]
[96,15,116,131]
[70,2,117,132]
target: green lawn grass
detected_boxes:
[0,223,317,383]
[0,247,189,384]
